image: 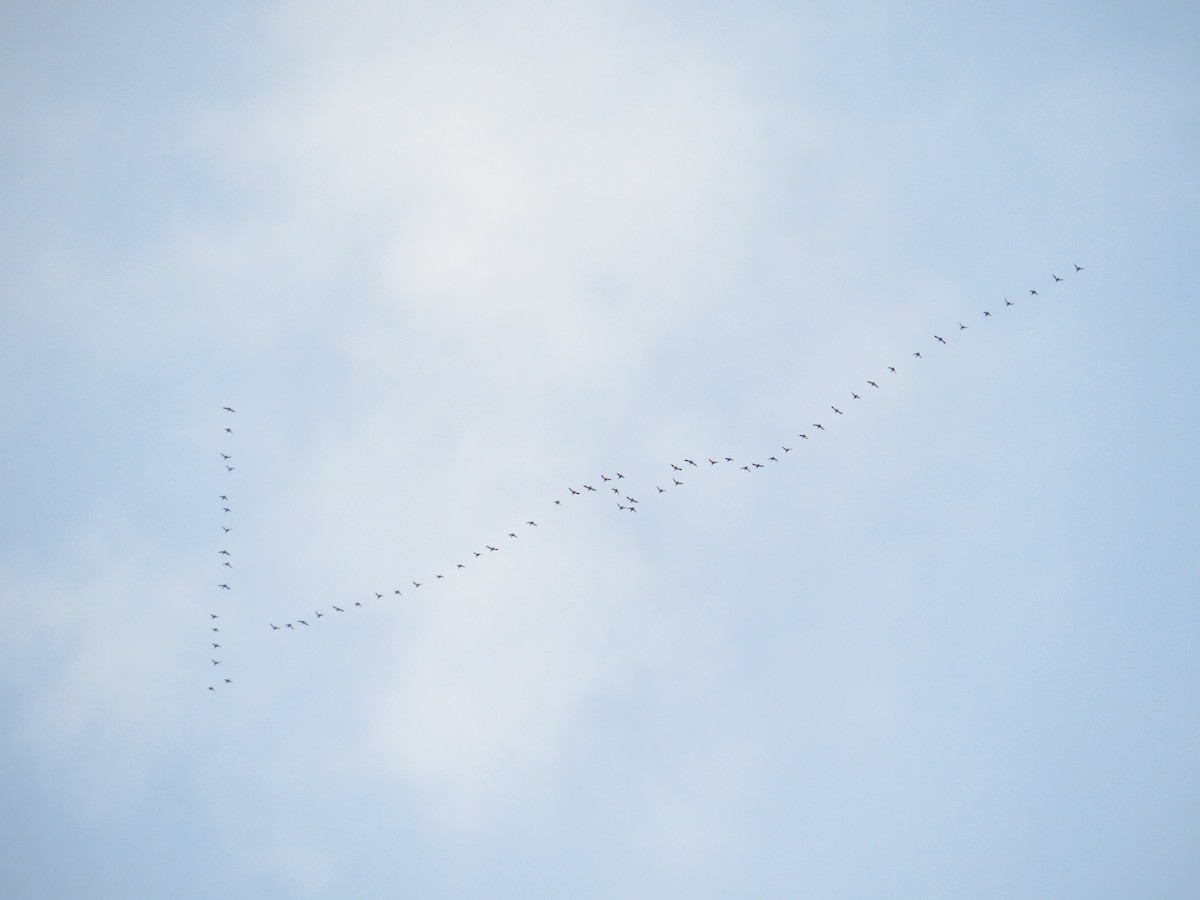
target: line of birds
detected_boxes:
[256,265,1085,639]
[207,406,238,693]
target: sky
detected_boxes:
[2,0,1199,897]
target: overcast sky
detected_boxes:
[2,1,1199,897]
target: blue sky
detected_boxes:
[2,1,1199,897]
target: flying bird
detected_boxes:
[1029,289,1038,296]
[1005,298,1014,306]
[225,465,235,472]
[616,473,626,479]
[224,428,233,433]
[601,475,611,481]
[210,613,219,619]
[222,407,236,413]
[271,624,280,630]
[212,643,220,648]
[222,526,231,533]
[657,486,666,493]
[224,678,232,684]
[671,463,682,471]
[527,521,537,526]
[798,433,809,440]
[782,446,792,453]
[888,366,897,373]
[333,606,343,612]
[212,659,221,666]
[983,310,992,317]
[934,335,946,344]
[218,550,230,556]
[487,545,499,552]
[1053,274,1063,282]
[813,423,825,431]
[912,352,922,359]
[958,322,967,330]
[1075,264,1085,271]
[298,620,309,626]
[219,584,230,590]
[685,459,697,467]
[832,406,843,414]
[673,478,683,486]
[508,533,518,539]
[220,453,231,460]
[412,581,422,588]
[583,485,596,492]
[769,456,778,463]
[569,487,580,495]
[315,610,324,618]
[851,393,860,400]
[741,465,751,472]
[868,381,878,388]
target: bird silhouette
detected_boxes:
[1053,274,1063,282]
[868,381,879,388]
[913,352,922,359]
[1029,289,1038,296]
[813,423,825,431]
[934,335,946,344]
[1075,264,1085,271]
[832,406,843,415]
[333,606,344,612]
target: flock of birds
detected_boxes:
[205,265,1084,691]
[205,407,238,692]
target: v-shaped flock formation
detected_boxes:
[204,264,1085,690]
[205,407,238,692]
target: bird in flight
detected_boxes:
[832,406,843,415]
[315,610,324,618]
[709,458,719,465]
[798,433,809,440]
[1005,298,1014,306]
[210,613,219,619]
[888,366,896,373]
[741,465,751,472]
[569,487,580,495]
[286,623,294,629]
[671,463,682,471]
[223,561,232,568]
[934,335,946,344]
[508,533,518,539]
[222,407,236,413]
[223,678,232,684]
[1029,289,1038,296]
[657,486,665,493]
[769,456,779,463]
[212,643,220,649]
[270,624,280,630]
[685,459,697,467]
[782,446,792,453]
[601,474,611,481]
[224,427,233,434]
[851,392,860,400]
[867,381,878,388]
[912,352,922,359]
[298,620,309,626]
[219,584,230,590]
[412,581,422,588]
[584,485,596,492]
[554,499,561,506]
[333,606,344,612]
[752,462,764,469]
[220,453,231,460]
[527,520,537,527]
[457,563,465,569]
[983,310,992,317]
[222,526,231,533]
[1075,263,1085,271]
[958,322,967,330]
[1053,274,1063,282]
[616,473,625,479]
[487,545,499,552]
[813,423,825,431]
[212,659,221,666]
[225,465,235,472]
[673,478,683,486]
[218,549,230,556]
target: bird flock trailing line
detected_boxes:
[206,406,237,693]
[207,265,1084,688]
